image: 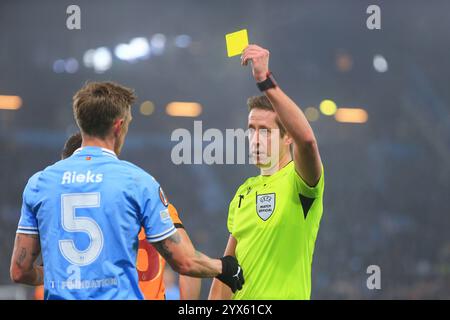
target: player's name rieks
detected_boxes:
[171,120,280,165]
[61,170,103,184]
[178,304,273,317]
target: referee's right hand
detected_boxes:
[216,256,245,293]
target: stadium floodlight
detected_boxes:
[129,37,151,59]
[335,108,368,123]
[83,49,96,68]
[92,47,112,73]
[166,102,202,117]
[53,59,65,73]
[304,107,320,122]
[114,43,133,61]
[174,35,192,48]
[64,58,79,74]
[0,95,22,110]
[319,99,337,116]
[115,38,151,62]
[373,54,388,73]
[150,33,166,56]
[139,101,155,116]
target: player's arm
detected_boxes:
[242,44,322,187]
[177,228,201,300]
[10,233,43,286]
[208,234,237,300]
[152,231,244,293]
[144,186,242,292]
[166,204,201,299]
[153,231,220,277]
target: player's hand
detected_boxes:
[241,44,270,82]
[216,256,245,293]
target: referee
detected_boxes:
[209,44,324,299]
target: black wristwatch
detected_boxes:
[256,71,277,92]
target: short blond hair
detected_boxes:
[73,81,136,138]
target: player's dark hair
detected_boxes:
[73,81,136,138]
[247,95,286,137]
[61,132,82,159]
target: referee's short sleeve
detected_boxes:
[293,165,325,237]
[293,165,325,199]
[227,182,250,235]
[227,195,238,235]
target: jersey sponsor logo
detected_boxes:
[256,193,276,221]
[159,187,169,207]
[61,171,103,184]
[45,265,119,290]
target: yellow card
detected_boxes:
[225,29,249,57]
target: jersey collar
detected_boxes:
[73,146,118,159]
[259,161,294,184]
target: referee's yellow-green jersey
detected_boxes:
[227,161,324,299]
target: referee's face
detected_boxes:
[248,108,285,168]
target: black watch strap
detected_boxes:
[256,72,277,92]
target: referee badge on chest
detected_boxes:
[256,193,276,221]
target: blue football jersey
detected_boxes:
[17,146,176,300]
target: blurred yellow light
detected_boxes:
[304,107,320,122]
[0,95,22,110]
[166,102,202,117]
[319,99,337,116]
[335,108,368,123]
[139,101,155,116]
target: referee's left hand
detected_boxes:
[241,44,270,82]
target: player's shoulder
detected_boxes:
[27,158,67,185]
[117,160,150,176]
[42,158,71,171]
[25,170,43,191]
[23,160,62,195]
[38,158,73,178]
[118,160,160,186]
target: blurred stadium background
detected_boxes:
[1,0,449,299]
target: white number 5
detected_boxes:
[59,193,104,266]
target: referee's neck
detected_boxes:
[260,153,292,176]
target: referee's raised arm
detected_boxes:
[242,44,323,187]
